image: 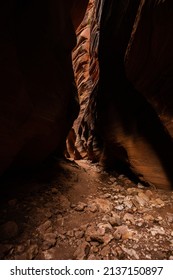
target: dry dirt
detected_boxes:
[0,158,173,260]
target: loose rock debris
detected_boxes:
[0,159,173,260]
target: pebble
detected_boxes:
[97,223,112,232]
[138,192,150,202]
[95,198,113,213]
[37,220,52,235]
[123,199,133,209]
[100,245,110,256]
[150,226,165,236]
[121,245,139,259]
[66,230,74,237]
[75,230,84,239]
[73,241,90,260]
[102,193,111,198]
[102,234,114,245]
[75,202,87,211]
[135,195,147,207]
[0,221,19,240]
[92,246,99,253]
[88,203,98,213]
[123,213,135,225]
[137,183,145,189]
[114,205,124,211]
[109,213,121,226]
[42,233,57,250]
[114,225,133,240]
[113,185,122,192]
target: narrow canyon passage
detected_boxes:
[0,158,173,260]
[1,0,173,260]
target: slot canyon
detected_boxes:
[0,0,173,260]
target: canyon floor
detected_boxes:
[0,158,173,260]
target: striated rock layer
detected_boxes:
[0,0,88,174]
[73,0,173,189]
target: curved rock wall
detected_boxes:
[73,0,173,189]
[0,0,88,174]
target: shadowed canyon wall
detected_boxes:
[0,0,88,174]
[72,0,173,189]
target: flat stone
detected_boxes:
[102,234,114,245]
[37,220,52,235]
[137,183,145,189]
[75,202,87,211]
[73,241,90,260]
[150,226,165,236]
[109,213,121,226]
[135,195,147,207]
[0,221,19,240]
[138,192,150,202]
[75,230,84,239]
[121,245,139,259]
[114,205,124,211]
[123,199,133,209]
[97,223,112,233]
[123,213,135,225]
[100,245,110,256]
[95,198,113,213]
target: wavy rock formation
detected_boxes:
[72,0,173,189]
